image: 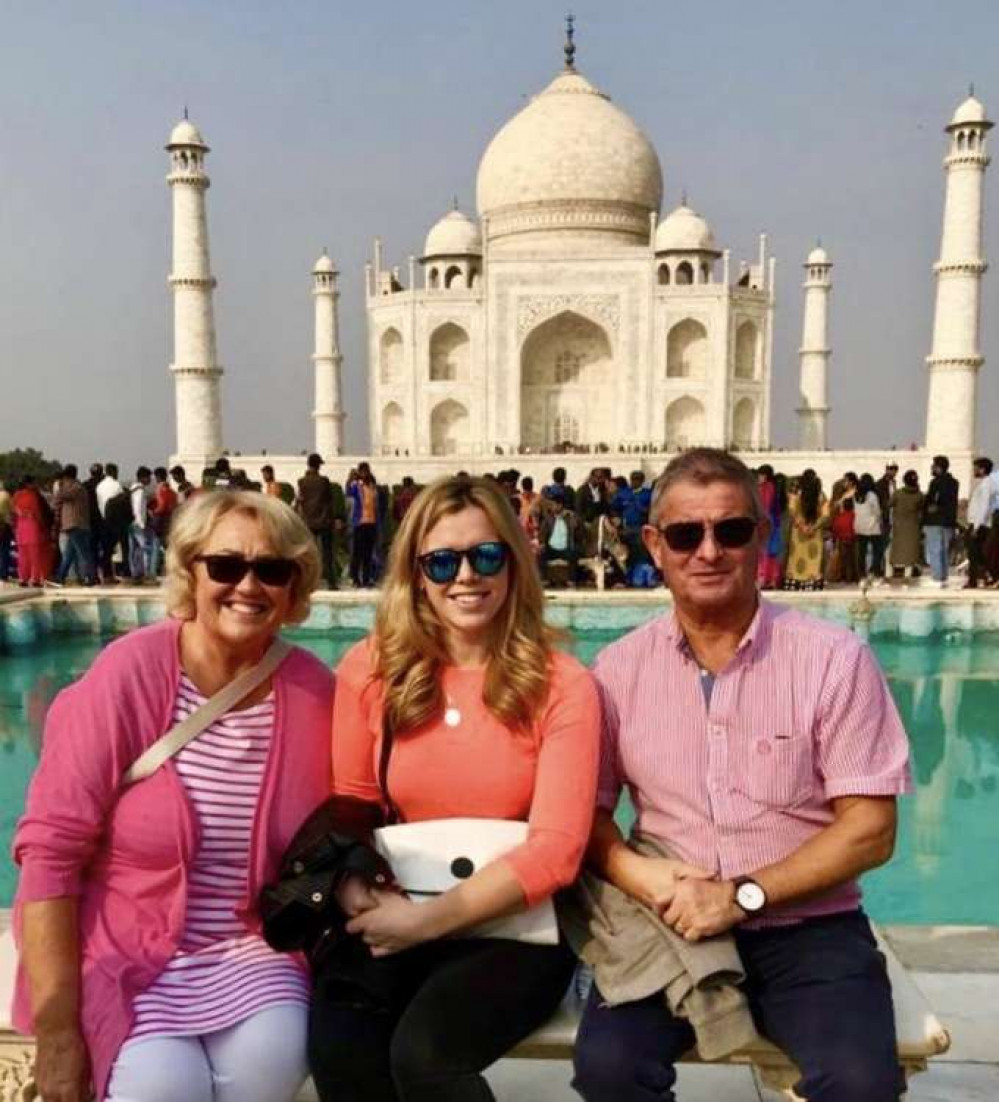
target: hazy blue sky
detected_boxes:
[2,0,999,472]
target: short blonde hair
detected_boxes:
[374,476,558,735]
[164,490,321,624]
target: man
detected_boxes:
[965,457,996,589]
[875,462,899,543]
[297,453,339,588]
[261,464,283,498]
[169,464,196,503]
[544,466,576,512]
[922,454,959,585]
[52,464,96,586]
[201,456,232,490]
[98,463,130,579]
[128,466,155,581]
[82,463,110,584]
[346,462,380,587]
[537,491,582,585]
[573,448,911,1102]
[149,467,178,557]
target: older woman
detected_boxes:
[13,490,331,1102]
[310,475,600,1102]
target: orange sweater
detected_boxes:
[332,639,601,906]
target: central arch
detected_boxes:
[520,311,614,449]
[735,321,758,379]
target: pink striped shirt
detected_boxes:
[127,677,308,1042]
[594,599,912,926]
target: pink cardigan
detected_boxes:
[11,617,333,1100]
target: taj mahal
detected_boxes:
[166,26,992,487]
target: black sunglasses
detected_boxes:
[195,554,298,587]
[417,541,510,585]
[658,516,758,553]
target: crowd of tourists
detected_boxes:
[11,449,914,1102]
[3,450,997,591]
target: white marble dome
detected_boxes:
[655,204,718,253]
[807,244,830,265]
[424,209,482,256]
[950,94,989,127]
[476,69,663,246]
[167,118,208,149]
[313,251,336,274]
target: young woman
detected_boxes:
[784,468,828,590]
[310,475,600,1102]
[853,473,885,580]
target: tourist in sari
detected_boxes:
[756,465,783,589]
[12,475,53,587]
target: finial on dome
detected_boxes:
[681,188,688,206]
[183,105,189,120]
[970,81,976,97]
[563,12,576,71]
[453,194,459,211]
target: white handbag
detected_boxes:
[373,818,559,945]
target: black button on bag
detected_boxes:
[450,856,475,879]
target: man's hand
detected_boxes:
[345,891,435,957]
[334,874,381,919]
[633,856,713,912]
[33,1025,91,1102]
[663,878,744,941]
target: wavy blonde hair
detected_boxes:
[374,476,558,736]
[164,490,321,624]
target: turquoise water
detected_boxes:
[2,629,998,925]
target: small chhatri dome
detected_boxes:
[423,209,482,257]
[313,250,336,274]
[167,116,208,149]
[807,244,830,265]
[950,93,990,128]
[476,64,663,247]
[655,204,718,254]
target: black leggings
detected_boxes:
[308,937,575,1102]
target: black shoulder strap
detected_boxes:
[378,713,401,825]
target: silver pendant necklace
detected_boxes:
[444,694,462,727]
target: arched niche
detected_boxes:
[444,265,463,289]
[520,311,614,450]
[382,401,404,448]
[665,396,706,449]
[675,261,694,285]
[429,322,470,382]
[732,397,755,447]
[658,263,671,286]
[379,327,403,385]
[430,399,469,456]
[734,320,758,379]
[666,318,709,378]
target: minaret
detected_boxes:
[312,250,345,456]
[925,91,992,454]
[797,244,832,450]
[166,113,223,458]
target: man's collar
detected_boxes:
[665,596,773,658]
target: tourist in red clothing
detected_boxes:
[11,475,53,587]
[310,475,600,1102]
[829,495,860,584]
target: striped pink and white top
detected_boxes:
[594,598,912,927]
[126,676,308,1042]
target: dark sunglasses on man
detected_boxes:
[417,541,510,585]
[656,516,758,554]
[195,554,298,587]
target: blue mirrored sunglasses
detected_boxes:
[417,541,510,585]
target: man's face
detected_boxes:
[974,464,987,480]
[643,480,765,615]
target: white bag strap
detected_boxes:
[123,637,293,786]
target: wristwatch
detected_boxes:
[733,877,767,916]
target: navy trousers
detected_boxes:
[572,911,904,1102]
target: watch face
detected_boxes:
[736,881,766,912]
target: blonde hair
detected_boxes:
[374,476,558,736]
[164,490,321,624]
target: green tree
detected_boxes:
[0,448,63,488]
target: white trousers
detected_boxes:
[105,1003,308,1102]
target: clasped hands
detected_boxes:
[640,857,746,942]
[337,876,433,958]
